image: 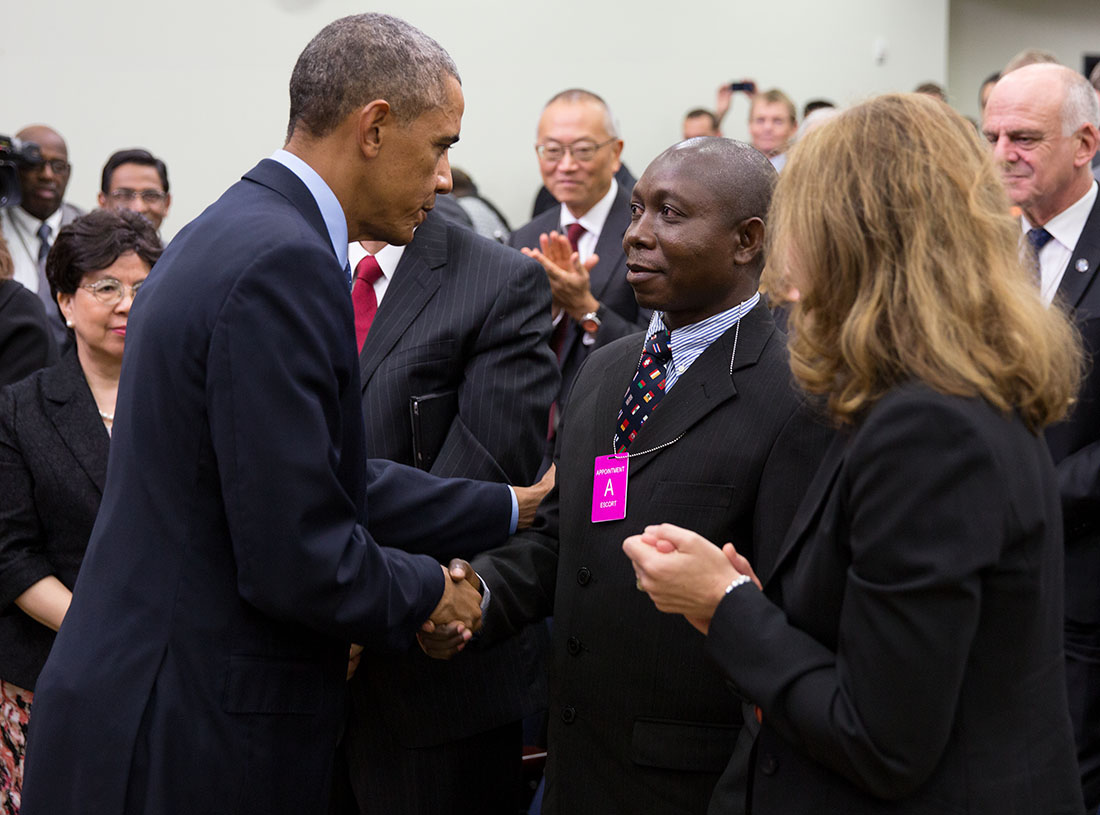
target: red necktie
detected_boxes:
[546,223,589,440]
[352,255,384,352]
[566,222,586,252]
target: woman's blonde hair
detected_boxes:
[0,231,13,280]
[764,93,1082,429]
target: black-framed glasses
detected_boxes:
[108,189,168,205]
[26,158,71,175]
[79,277,144,305]
[535,138,617,164]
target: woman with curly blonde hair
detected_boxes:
[624,94,1086,812]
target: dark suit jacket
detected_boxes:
[0,350,106,690]
[472,303,833,815]
[0,278,56,388]
[705,384,1083,814]
[1045,192,1100,808]
[511,180,650,420]
[348,210,558,757]
[20,159,508,815]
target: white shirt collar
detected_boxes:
[347,242,406,280]
[9,202,64,237]
[558,177,619,241]
[1022,180,1098,250]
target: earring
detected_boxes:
[65,319,74,327]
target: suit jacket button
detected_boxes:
[566,636,582,655]
[758,752,779,776]
[576,566,592,586]
[561,706,576,724]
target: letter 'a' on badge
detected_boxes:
[591,454,629,522]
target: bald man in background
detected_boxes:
[984,62,1100,810]
[0,125,83,344]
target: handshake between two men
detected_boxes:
[347,464,556,678]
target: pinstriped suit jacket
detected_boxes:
[348,209,559,753]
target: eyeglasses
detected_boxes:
[79,277,144,305]
[108,188,168,205]
[26,158,71,175]
[535,138,617,164]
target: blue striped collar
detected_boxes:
[645,293,760,390]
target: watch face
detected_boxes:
[581,318,599,333]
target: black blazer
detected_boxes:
[1046,192,1100,808]
[0,278,56,388]
[473,304,833,815]
[348,210,558,753]
[20,160,510,815]
[706,384,1083,814]
[0,350,106,690]
[511,180,651,418]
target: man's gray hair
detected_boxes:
[1089,61,1100,92]
[286,13,459,141]
[541,88,620,139]
[1061,67,1100,135]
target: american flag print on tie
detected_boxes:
[614,329,672,453]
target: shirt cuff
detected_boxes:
[479,576,492,613]
[508,486,519,535]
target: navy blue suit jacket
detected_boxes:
[20,160,508,815]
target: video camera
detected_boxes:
[0,135,43,209]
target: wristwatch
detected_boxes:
[580,309,602,334]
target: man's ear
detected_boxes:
[357,99,391,159]
[97,191,108,209]
[1072,123,1099,169]
[733,217,766,266]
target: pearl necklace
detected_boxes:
[99,409,114,422]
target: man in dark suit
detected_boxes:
[20,14,509,815]
[426,139,832,814]
[985,63,1100,809]
[341,210,558,813]
[0,125,84,345]
[511,89,650,447]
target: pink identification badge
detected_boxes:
[591,455,629,522]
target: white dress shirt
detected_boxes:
[1024,180,1098,306]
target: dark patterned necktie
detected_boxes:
[36,222,52,264]
[614,330,672,453]
[1027,227,1053,282]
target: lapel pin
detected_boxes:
[1076,258,1089,273]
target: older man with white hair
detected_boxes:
[984,62,1100,811]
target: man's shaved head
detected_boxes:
[15,125,71,221]
[656,137,777,230]
[624,137,775,328]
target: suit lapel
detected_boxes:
[620,303,774,481]
[42,351,110,493]
[357,216,447,387]
[764,429,849,590]
[1056,196,1100,312]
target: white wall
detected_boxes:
[948,0,1100,121]
[3,0,947,238]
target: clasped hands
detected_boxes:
[417,559,482,658]
[622,524,761,635]
[346,560,482,678]
[521,231,600,321]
